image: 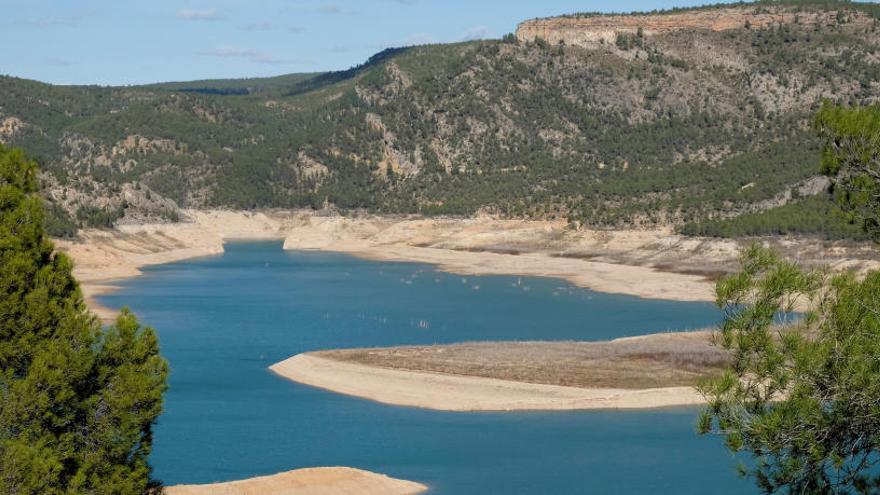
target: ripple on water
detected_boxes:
[98,241,752,495]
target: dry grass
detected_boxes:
[315,331,729,389]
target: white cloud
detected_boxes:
[176,9,221,21]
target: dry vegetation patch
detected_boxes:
[315,331,727,389]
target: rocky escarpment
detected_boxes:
[516,6,873,47]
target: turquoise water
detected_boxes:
[98,241,754,494]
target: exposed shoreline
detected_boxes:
[271,353,707,411]
[55,210,286,321]
[309,331,725,390]
[270,331,724,412]
[53,210,877,488]
[304,243,714,303]
[164,467,427,495]
[55,209,880,323]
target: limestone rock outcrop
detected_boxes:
[516,7,871,48]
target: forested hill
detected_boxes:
[2,1,880,238]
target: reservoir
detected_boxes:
[98,241,753,494]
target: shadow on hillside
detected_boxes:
[286,46,411,96]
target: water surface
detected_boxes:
[99,241,753,494]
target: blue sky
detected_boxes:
[3,0,731,86]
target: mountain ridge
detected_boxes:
[2,1,878,239]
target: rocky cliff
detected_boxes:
[516,6,872,47]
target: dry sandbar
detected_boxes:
[164,467,426,495]
[270,332,724,411]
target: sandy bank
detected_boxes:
[270,331,728,411]
[56,210,880,319]
[270,352,707,412]
[164,467,426,495]
[311,331,725,390]
[279,215,722,302]
[55,210,286,320]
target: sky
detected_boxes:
[2,0,733,86]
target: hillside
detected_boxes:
[143,72,324,96]
[2,1,879,237]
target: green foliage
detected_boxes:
[42,201,77,238]
[815,102,880,241]
[699,245,880,493]
[679,195,869,240]
[616,32,644,50]
[75,204,125,229]
[143,72,323,96]
[3,2,880,237]
[0,145,168,494]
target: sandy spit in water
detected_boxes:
[164,466,426,495]
[270,351,706,412]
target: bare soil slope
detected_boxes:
[314,331,725,389]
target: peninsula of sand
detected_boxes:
[164,467,426,495]
[270,331,726,411]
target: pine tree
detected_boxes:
[0,145,168,494]
[815,102,880,242]
[700,104,880,493]
[699,245,880,493]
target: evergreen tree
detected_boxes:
[700,105,880,493]
[0,145,168,494]
[699,245,880,493]
[815,102,880,242]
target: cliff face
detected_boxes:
[516,7,871,47]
